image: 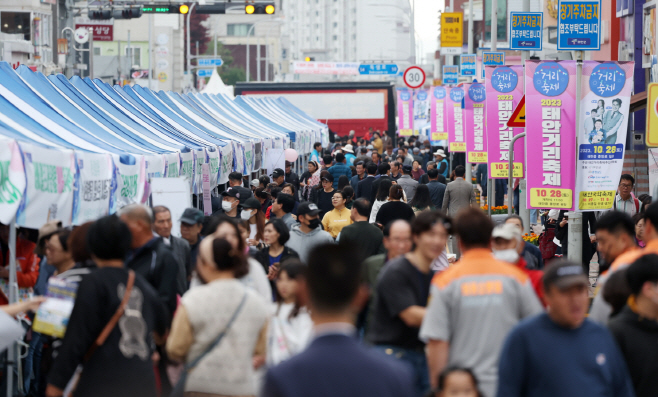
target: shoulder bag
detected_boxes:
[170,291,248,397]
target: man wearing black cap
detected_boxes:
[272,168,286,187]
[219,186,243,218]
[286,202,335,264]
[228,172,253,204]
[310,173,336,219]
[179,208,204,280]
[396,164,419,202]
[498,261,634,397]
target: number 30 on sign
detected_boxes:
[530,188,572,208]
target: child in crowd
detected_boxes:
[429,367,483,397]
[267,259,313,367]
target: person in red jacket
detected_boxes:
[492,223,545,306]
[0,223,40,305]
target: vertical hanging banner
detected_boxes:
[397,89,414,136]
[576,61,634,210]
[165,152,180,178]
[73,152,113,225]
[17,143,76,228]
[430,86,448,144]
[111,154,147,212]
[219,144,233,185]
[0,139,26,225]
[243,141,254,175]
[525,60,577,210]
[464,83,488,163]
[486,65,525,178]
[179,150,195,192]
[414,89,430,136]
[446,86,466,152]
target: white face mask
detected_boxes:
[240,210,253,220]
[493,248,520,264]
[222,201,235,212]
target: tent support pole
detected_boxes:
[6,219,17,397]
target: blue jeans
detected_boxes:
[24,332,45,394]
[530,209,538,225]
[374,345,429,397]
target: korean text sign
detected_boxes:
[441,13,464,47]
[510,12,543,50]
[486,65,525,178]
[460,54,476,76]
[525,60,577,210]
[576,61,634,210]
[446,87,466,152]
[464,83,487,163]
[557,0,601,50]
[430,86,448,143]
[414,89,430,135]
[443,65,459,84]
[397,89,414,136]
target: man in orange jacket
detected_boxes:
[0,223,41,305]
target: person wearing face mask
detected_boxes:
[492,223,545,306]
[285,202,335,264]
[220,187,243,218]
[240,198,266,247]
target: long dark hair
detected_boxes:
[337,175,350,191]
[211,238,248,278]
[430,367,483,397]
[376,179,394,202]
[276,258,307,319]
[410,184,433,210]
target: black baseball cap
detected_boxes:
[322,173,334,183]
[180,208,204,225]
[402,164,413,173]
[240,197,261,210]
[272,168,285,178]
[221,186,241,198]
[297,202,321,217]
[543,261,589,291]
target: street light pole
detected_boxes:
[186,3,197,81]
[246,18,282,82]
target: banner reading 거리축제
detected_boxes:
[464,83,488,163]
[446,86,466,152]
[430,86,448,145]
[486,65,525,178]
[575,61,634,211]
[525,60,577,210]
[397,89,414,136]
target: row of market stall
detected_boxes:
[0,62,329,229]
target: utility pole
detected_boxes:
[491,0,498,51]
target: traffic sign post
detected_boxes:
[198,58,224,67]
[460,54,476,77]
[358,64,399,75]
[443,65,459,84]
[482,52,505,79]
[557,0,601,50]
[510,12,543,50]
[403,66,426,89]
[440,12,464,52]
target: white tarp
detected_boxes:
[201,69,234,97]
[0,139,26,224]
[73,151,113,225]
[17,142,75,227]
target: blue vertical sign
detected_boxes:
[557,0,601,50]
[443,65,459,84]
[510,12,543,50]
[460,54,476,76]
[482,52,505,79]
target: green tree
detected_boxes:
[202,39,249,84]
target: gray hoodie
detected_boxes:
[286,224,335,264]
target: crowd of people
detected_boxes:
[0,132,656,397]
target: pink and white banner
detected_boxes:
[485,65,525,178]
[397,89,414,136]
[430,86,448,145]
[464,82,488,163]
[446,86,466,152]
[525,60,577,210]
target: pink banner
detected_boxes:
[397,89,414,137]
[525,60,577,210]
[446,86,466,152]
[430,86,448,144]
[464,83,487,163]
[486,65,525,178]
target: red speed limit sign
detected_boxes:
[403,66,426,89]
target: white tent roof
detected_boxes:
[201,69,234,97]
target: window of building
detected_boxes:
[1,12,31,41]
[227,23,254,36]
[93,47,101,56]
[332,35,337,40]
[125,47,141,67]
[333,22,337,27]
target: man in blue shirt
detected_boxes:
[497,261,635,397]
[327,152,352,189]
[310,142,322,163]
